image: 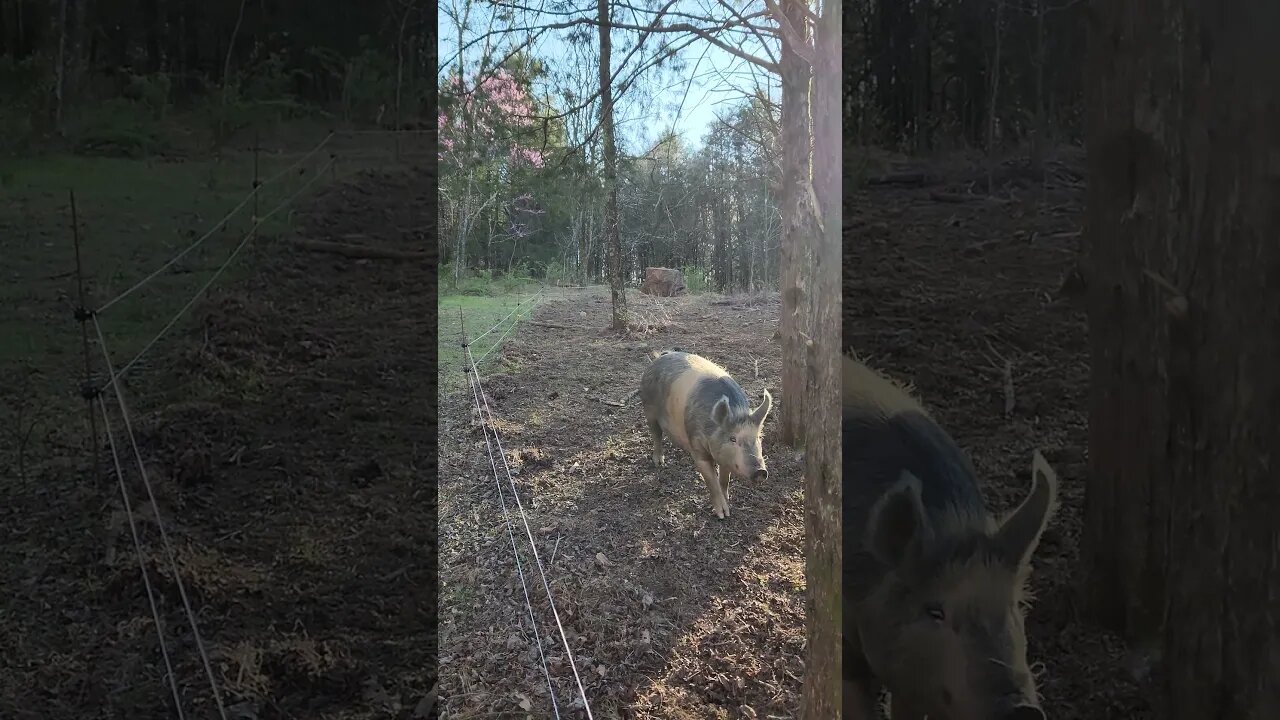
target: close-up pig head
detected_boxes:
[856,456,1059,720]
[708,388,772,480]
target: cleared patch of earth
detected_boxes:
[438,287,806,719]
[0,167,436,719]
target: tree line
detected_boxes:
[0,0,430,152]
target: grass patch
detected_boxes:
[438,284,542,394]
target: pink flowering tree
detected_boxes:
[438,69,545,170]
[439,67,550,285]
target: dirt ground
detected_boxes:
[844,147,1154,718]
[437,289,807,718]
[0,168,436,719]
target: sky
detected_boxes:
[437,0,780,153]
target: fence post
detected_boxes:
[459,306,470,379]
[69,189,100,488]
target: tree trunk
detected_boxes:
[777,0,812,448]
[598,0,626,329]
[800,1,842,716]
[394,0,411,158]
[1029,0,1046,177]
[913,0,932,153]
[985,0,1003,193]
[1081,2,1280,718]
[714,198,728,292]
[218,0,250,147]
[53,0,68,132]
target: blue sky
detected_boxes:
[437,0,779,153]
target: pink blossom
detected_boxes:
[509,146,545,168]
[440,69,543,170]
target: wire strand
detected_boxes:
[468,286,546,347]
[464,342,594,719]
[464,358,562,718]
[97,396,188,720]
[94,318,230,720]
[473,291,545,366]
[109,156,336,385]
[95,133,335,314]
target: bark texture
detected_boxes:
[776,0,812,448]
[1082,1,1280,717]
[597,0,626,330]
[800,3,843,717]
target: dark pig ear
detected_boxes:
[750,389,773,425]
[711,396,732,425]
[866,471,930,566]
[995,450,1060,569]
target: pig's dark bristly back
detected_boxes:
[640,351,695,399]
[691,375,750,416]
[842,357,991,545]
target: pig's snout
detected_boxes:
[752,468,768,481]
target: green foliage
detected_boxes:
[123,72,172,120]
[69,98,170,158]
[0,54,53,154]
[199,79,311,149]
[542,261,571,286]
[442,260,542,297]
[682,265,711,294]
[341,38,397,122]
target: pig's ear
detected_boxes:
[866,470,930,566]
[995,450,1059,569]
[750,389,773,424]
[711,395,732,425]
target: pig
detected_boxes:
[640,350,772,520]
[842,355,1058,720]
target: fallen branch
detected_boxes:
[929,191,974,204]
[288,238,428,261]
[1002,359,1016,417]
[866,171,929,186]
[530,321,576,330]
[592,388,640,408]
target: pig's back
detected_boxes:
[842,409,987,528]
[841,357,988,541]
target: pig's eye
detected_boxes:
[924,603,946,622]
[729,435,738,443]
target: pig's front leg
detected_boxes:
[717,464,731,517]
[694,457,729,520]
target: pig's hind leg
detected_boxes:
[646,418,665,467]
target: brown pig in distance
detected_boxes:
[640,350,772,520]
[842,355,1059,720]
